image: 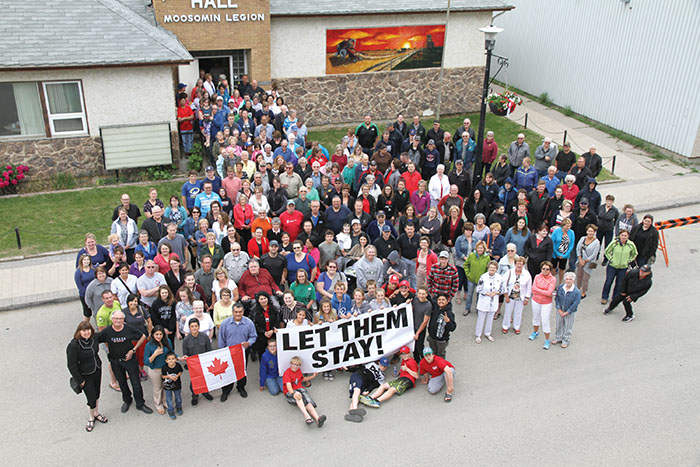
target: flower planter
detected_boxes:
[489,103,509,116]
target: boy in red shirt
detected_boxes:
[283,356,326,427]
[418,346,455,402]
[359,346,418,408]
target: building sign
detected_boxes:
[326,25,446,75]
[162,0,265,23]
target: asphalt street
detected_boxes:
[1,205,699,466]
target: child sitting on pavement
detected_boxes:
[359,346,418,408]
[345,356,389,423]
[259,339,283,395]
[283,356,326,427]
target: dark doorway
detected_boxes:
[198,56,230,83]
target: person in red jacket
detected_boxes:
[177,97,195,155]
[279,199,304,242]
[237,259,283,302]
[479,130,498,180]
[401,162,423,195]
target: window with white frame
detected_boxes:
[43,81,87,135]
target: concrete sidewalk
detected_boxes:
[2,99,699,313]
[496,85,694,181]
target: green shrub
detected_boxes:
[539,92,551,106]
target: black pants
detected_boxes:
[79,296,91,318]
[82,369,102,409]
[110,357,145,407]
[413,329,427,363]
[608,294,635,317]
[190,382,211,400]
[221,347,250,395]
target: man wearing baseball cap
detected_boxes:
[390,280,415,306]
[418,347,455,402]
[427,250,459,302]
[373,224,399,261]
[360,346,418,408]
[345,356,389,423]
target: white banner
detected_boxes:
[276,303,414,374]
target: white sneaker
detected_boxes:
[475,337,482,344]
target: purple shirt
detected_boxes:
[411,190,431,216]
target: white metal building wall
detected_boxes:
[492,0,700,157]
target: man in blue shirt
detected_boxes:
[194,180,221,218]
[202,166,222,194]
[218,302,257,401]
[273,139,295,165]
[324,195,351,234]
[181,170,202,213]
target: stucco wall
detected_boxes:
[0,65,178,137]
[271,11,491,79]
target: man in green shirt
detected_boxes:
[96,290,122,330]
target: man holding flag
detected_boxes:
[218,303,257,401]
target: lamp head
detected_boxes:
[479,25,503,51]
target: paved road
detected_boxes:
[2,207,699,466]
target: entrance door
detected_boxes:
[198,56,231,84]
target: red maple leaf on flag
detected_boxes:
[207,358,229,378]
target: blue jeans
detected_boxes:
[266,376,284,395]
[465,280,477,311]
[536,169,548,179]
[568,246,578,271]
[164,389,182,412]
[556,170,568,181]
[181,130,193,153]
[602,265,626,300]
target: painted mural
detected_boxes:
[326,25,446,75]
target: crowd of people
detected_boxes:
[67,73,658,431]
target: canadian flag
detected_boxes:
[187,345,247,395]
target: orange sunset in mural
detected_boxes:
[326,25,446,75]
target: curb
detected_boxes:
[0,248,81,264]
[0,290,78,313]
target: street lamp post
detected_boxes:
[473,25,502,185]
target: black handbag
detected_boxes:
[70,377,83,395]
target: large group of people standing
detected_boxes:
[67,73,657,431]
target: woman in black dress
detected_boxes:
[67,321,107,432]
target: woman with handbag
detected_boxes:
[67,321,107,432]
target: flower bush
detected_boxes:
[486,91,523,113]
[1,163,29,194]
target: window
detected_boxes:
[0,79,88,139]
[43,81,87,135]
[0,82,45,137]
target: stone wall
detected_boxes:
[274,66,484,126]
[0,132,180,181]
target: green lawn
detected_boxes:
[309,112,544,160]
[0,111,555,258]
[0,180,184,258]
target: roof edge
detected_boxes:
[0,60,191,73]
[270,6,514,16]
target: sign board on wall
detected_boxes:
[326,25,446,75]
[101,123,173,170]
[153,0,270,49]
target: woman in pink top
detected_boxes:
[529,260,558,350]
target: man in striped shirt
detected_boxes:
[427,251,459,302]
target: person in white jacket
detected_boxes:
[501,256,532,334]
[111,207,139,262]
[475,261,505,343]
[428,165,451,209]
